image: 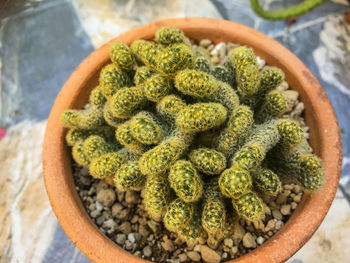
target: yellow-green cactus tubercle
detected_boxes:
[103,104,123,128]
[277,119,304,145]
[176,103,227,133]
[72,141,90,167]
[233,143,265,171]
[109,42,135,71]
[178,206,205,246]
[252,168,282,196]
[114,161,147,191]
[155,26,185,45]
[211,65,233,84]
[265,90,289,116]
[175,69,218,98]
[163,198,194,232]
[89,152,125,179]
[83,135,113,161]
[60,107,104,130]
[231,46,259,96]
[194,56,211,73]
[156,95,187,122]
[144,174,172,220]
[99,64,132,98]
[130,40,162,68]
[134,66,154,86]
[89,86,106,108]
[202,197,226,236]
[204,81,240,112]
[115,121,144,151]
[156,43,194,76]
[219,166,252,198]
[297,169,325,192]
[168,160,203,203]
[259,66,285,93]
[189,148,227,175]
[130,111,165,145]
[143,73,172,102]
[66,129,91,147]
[232,191,264,222]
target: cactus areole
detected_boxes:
[43,18,341,263]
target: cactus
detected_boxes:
[131,40,162,68]
[156,95,187,123]
[66,129,91,147]
[134,66,154,86]
[60,106,104,130]
[107,86,146,119]
[178,205,205,246]
[297,168,325,192]
[215,105,254,156]
[250,0,325,20]
[189,148,227,175]
[195,56,211,73]
[155,44,194,76]
[219,166,252,199]
[175,69,218,98]
[89,86,107,108]
[233,191,264,222]
[155,26,186,45]
[176,103,227,133]
[99,64,132,98]
[163,198,194,232]
[83,135,113,161]
[89,152,125,179]
[143,73,172,102]
[211,65,233,84]
[130,111,166,145]
[168,160,203,203]
[144,174,172,220]
[259,67,285,93]
[103,104,123,128]
[252,168,282,196]
[109,42,135,71]
[114,161,147,191]
[72,141,90,167]
[231,46,259,96]
[277,119,304,145]
[139,134,190,176]
[115,121,145,151]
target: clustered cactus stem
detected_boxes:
[60,26,326,247]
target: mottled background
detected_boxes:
[0,0,349,262]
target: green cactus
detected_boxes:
[189,148,227,175]
[219,166,252,199]
[202,181,226,235]
[144,174,172,220]
[277,119,304,145]
[139,134,190,176]
[259,67,285,93]
[60,106,104,130]
[114,161,147,191]
[72,141,90,167]
[107,86,146,119]
[163,198,194,232]
[66,129,91,147]
[203,81,240,112]
[211,65,233,84]
[83,135,113,162]
[130,111,166,145]
[89,152,125,179]
[143,73,172,102]
[232,191,264,222]
[115,121,145,151]
[252,168,282,196]
[231,46,259,96]
[134,66,154,86]
[155,26,185,45]
[131,40,162,68]
[178,205,205,246]
[99,64,132,98]
[156,95,187,123]
[215,105,254,156]
[89,86,107,108]
[103,104,123,128]
[156,44,194,76]
[168,160,203,203]
[175,69,218,98]
[223,209,238,238]
[264,90,290,117]
[109,42,135,71]
[194,56,211,73]
[297,169,325,192]
[176,103,227,133]
[250,0,325,20]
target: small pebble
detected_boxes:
[231,246,238,255]
[111,203,123,218]
[133,250,141,257]
[124,239,133,250]
[291,202,298,210]
[97,188,116,207]
[232,224,245,244]
[187,251,201,262]
[117,190,125,202]
[222,252,228,259]
[242,233,257,248]
[120,222,132,235]
[103,219,116,230]
[128,233,136,243]
[211,55,220,65]
[275,220,284,230]
[117,208,130,221]
[280,204,291,215]
[200,39,212,48]
[143,245,152,257]
[224,238,233,248]
[125,191,140,204]
[138,224,150,237]
[162,239,175,252]
[256,236,265,245]
[207,234,220,250]
[95,201,103,211]
[178,253,187,262]
[272,209,283,220]
[265,219,276,232]
[293,195,302,203]
[193,244,201,252]
[201,245,221,263]
[90,209,101,218]
[116,233,126,245]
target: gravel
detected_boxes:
[72,40,307,262]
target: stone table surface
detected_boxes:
[0,0,349,262]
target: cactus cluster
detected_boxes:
[60,26,325,246]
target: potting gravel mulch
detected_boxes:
[73,39,308,263]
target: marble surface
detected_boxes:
[0,0,350,262]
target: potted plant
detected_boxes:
[43,18,341,263]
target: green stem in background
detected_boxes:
[250,0,325,20]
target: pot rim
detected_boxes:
[42,17,342,263]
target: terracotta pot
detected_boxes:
[43,18,342,263]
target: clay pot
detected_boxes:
[43,18,342,263]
